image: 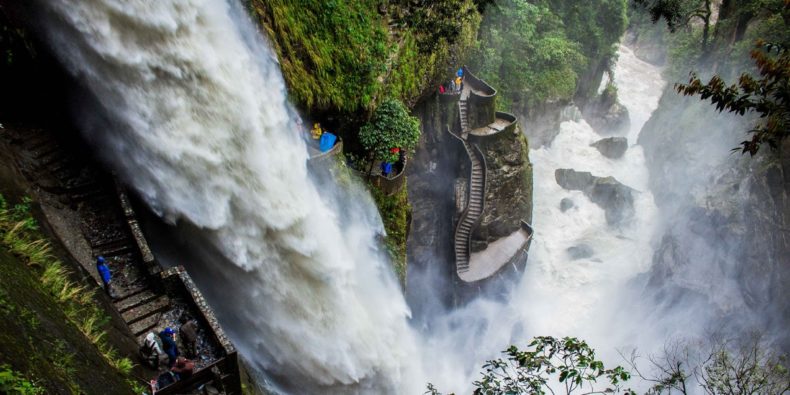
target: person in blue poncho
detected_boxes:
[95,256,116,298]
[319,131,337,152]
[159,327,179,367]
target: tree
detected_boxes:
[470,0,586,111]
[624,335,790,394]
[632,0,714,53]
[675,41,789,155]
[359,98,421,164]
[426,336,635,395]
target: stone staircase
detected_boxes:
[453,139,485,274]
[9,128,170,341]
[458,99,470,135]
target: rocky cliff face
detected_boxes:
[405,95,464,314]
[639,89,790,345]
[470,128,532,252]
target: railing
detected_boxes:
[447,124,488,276]
[462,66,496,97]
[308,138,343,162]
[468,141,488,254]
[358,153,408,196]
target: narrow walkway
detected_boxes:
[453,139,485,274]
[458,82,472,136]
[7,128,221,369]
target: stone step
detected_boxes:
[129,311,162,337]
[114,284,150,301]
[91,237,133,254]
[114,289,159,313]
[122,295,170,324]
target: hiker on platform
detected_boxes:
[140,331,165,369]
[171,356,196,380]
[179,315,199,359]
[159,327,179,367]
[95,256,117,299]
[311,123,323,140]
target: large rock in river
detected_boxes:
[555,168,634,225]
[591,137,628,159]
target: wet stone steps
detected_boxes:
[121,295,170,324]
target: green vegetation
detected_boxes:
[368,183,410,285]
[470,0,627,112]
[248,0,480,114]
[633,0,790,155]
[360,98,421,163]
[427,336,634,394]
[676,41,789,155]
[0,365,43,395]
[428,335,789,394]
[385,0,481,105]
[248,0,388,112]
[0,195,134,393]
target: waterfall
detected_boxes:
[34,0,420,392]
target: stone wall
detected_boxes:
[469,124,532,251]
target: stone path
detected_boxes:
[6,127,221,370]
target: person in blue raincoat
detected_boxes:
[96,256,116,298]
[159,327,179,367]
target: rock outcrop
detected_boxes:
[470,128,532,252]
[583,84,630,136]
[555,168,634,225]
[639,89,790,346]
[591,137,628,159]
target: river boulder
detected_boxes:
[591,137,628,159]
[555,168,635,225]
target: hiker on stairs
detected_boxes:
[95,256,117,299]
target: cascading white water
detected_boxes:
[34,0,421,392]
[517,44,663,341]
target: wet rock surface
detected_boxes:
[560,198,575,212]
[555,168,634,225]
[591,137,628,159]
[566,244,594,260]
[472,128,533,252]
[583,87,630,136]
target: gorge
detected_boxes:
[0,0,787,394]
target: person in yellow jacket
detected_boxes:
[311,123,323,139]
[455,76,462,92]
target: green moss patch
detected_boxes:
[368,183,410,285]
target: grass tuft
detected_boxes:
[0,195,136,384]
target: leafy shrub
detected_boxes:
[360,98,421,163]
